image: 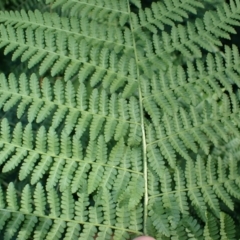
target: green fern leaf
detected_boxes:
[0,0,240,238]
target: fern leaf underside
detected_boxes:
[0,0,240,239]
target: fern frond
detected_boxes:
[149,199,170,237]
[144,46,240,171]
[0,0,240,238]
[148,149,240,237]
[0,116,144,216]
[46,0,129,24]
[0,182,142,239]
[0,9,137,93]
[132,0,204,33]
[204,212,236,240]
[182,216,203,239]
[139,3,240,71]
[59,160,77,192]
[0,73,141,146]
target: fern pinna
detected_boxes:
[0,0,239,239]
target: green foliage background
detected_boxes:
[0,0,240,239]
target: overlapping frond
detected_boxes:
[137,1,240,70]
[144,45,240,168]
[0,182,142,240]
[0,112,144,201]
[147,154,240,237]
[0,0,240,239]
[46,0,130,25]
[0,73,142,144]
[131,0,205,32]
[0,9,139,95]
[203,212,236,240]
[144,44,240,237]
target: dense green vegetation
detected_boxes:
[0,0,240,239]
